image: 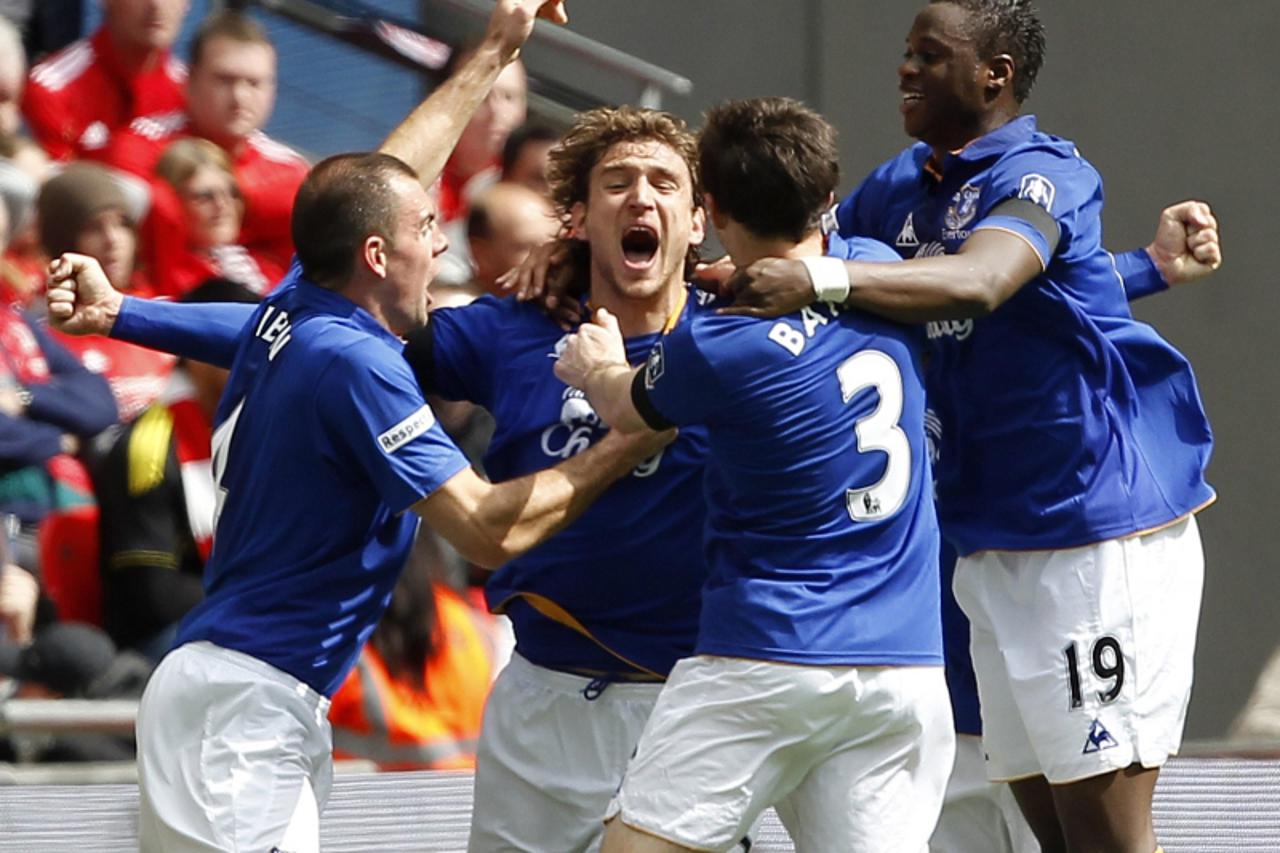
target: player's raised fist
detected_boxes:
[46,253,125,337]
[486,0,569,65]
[1147,199,1223,285]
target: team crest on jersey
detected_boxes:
[1082,718,1119,754]
[1018,173,1057,213]
[549,334,571,359]
[895,212,920,248]
[944,183,982,235]
[644,342,665,390]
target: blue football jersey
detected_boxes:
[634,266,942,666]
[837,115,1215,555]
[176,277,470,697]
[417,289,713,678]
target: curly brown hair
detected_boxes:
[547,106,702,277]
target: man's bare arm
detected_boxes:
[379,0,567,186]
[415,426,669,569]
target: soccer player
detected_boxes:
[719,4,1218,852]
[45,3,674,851]
[555,96,953,853]
[50,103,719,852]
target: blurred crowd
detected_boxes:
[0,0,563,770]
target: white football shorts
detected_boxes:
[953,514,1204,784]
[468,653,663,853]
[607,654,955,852]
[136,641,333,853]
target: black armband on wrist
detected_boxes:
[630,370,675,431]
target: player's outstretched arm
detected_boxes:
[721,228,1043,323]
[414,425,671,569]
[379,0,568,187]
[553,308,649,432]
[46,253,251,367]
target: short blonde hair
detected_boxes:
[155,138,236,191]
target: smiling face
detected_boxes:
[898,2,994,152]
[570,139,704,304]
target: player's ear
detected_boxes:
[361,235,388,278]
[984,53,1015,100]
[690,202,707,247]
[701,193,724,234]
[566,201,587,239]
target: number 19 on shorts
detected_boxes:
[1063,635,1125,711]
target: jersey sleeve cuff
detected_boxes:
[1114,249,1168,301]
[972,219,1050,271]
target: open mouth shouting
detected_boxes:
[621,225,660,271]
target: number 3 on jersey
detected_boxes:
[837,350,910,521]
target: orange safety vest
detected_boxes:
[329,584,494,770]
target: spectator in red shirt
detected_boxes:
[38,163,174,420]
[148,137,283,297]
[104,11,309,270]
[21,0,190,162]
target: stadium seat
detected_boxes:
[36,507,103,626]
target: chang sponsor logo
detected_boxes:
[925,319,974,342]
[914,241,947,259]
[540,388,601,459]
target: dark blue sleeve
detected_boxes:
[415,299,507,408]
[25,319,118,435]
[0,415,65,468]
[634,319,725,429]
[112,297,254,368]
[971,147,1099,267]
[1113,249,1168,301]
[316,340,470,514]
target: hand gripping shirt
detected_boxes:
[633,240,942,666]
[175,276,469,697]
[406,290,712,679]
[836,115,1215,555]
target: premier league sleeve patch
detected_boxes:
[644,342,665,390]
[1017,173,1057,213]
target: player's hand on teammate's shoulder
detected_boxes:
[692,255,736,299]
[1147,200,1223,286]
[554,307,627,389]
[485,0,569,64]
[719,257,815,318]
[498,237,587,328]
[45,253,126,337]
